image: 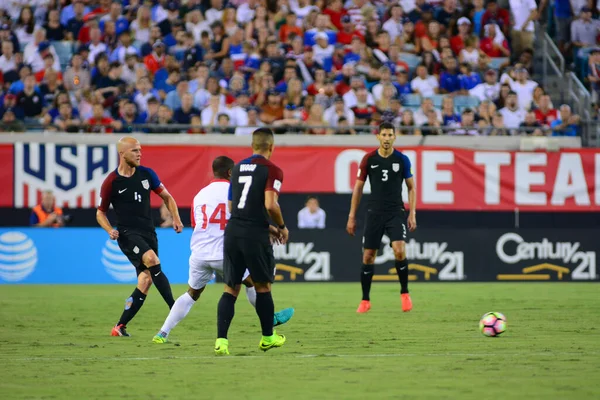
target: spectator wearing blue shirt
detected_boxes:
[154,68,180,98]
[552,0,573,50]
[304,15,337,47]
[459,63,482,91]
[551,105,580,136]
[442,96,461,127]
[100,3,130,36]
[173,93,201,124]
[395,70,413,95]
[439,57,462,94]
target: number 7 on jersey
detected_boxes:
[237,176,253,209]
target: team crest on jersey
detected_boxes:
[392,163,400,172]
[141,179,150,190]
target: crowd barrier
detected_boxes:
[1,228,597,284]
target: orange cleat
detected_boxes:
[401,293,412,312]
[111,324,130,337]
[356,300,371,313]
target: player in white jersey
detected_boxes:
[152,156,294,343]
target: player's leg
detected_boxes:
[141,236,175,308]
[358,213,385,313]
[215,235,245,355]
[153,258,215,343]
[387,213,412,312]
[242,271,295,327]
[112,268,152,336]
[244,240,285,351]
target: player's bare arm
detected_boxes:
[96,209,119,240]
[406,177,417,231]
[265,190,289,244]
[158,186,183,233]
[346,179,365,236]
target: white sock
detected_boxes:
[159,292,195,336]
[246,286,257,308]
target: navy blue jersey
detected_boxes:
[357,149,412,213]
[98,166,162,231]
[227,154,283,238]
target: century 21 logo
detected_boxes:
[375,237,465,280]
[496,233,597,280]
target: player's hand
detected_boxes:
[346,216,356,236]
[278,227,289,244]
[408,213,417,232]
[269,232,281,245]
[108,229,119,240]
[173,219,183,233]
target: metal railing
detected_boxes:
[566,72,593,144]
[542,32,565,90]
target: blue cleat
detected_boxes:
[273,308,295,327]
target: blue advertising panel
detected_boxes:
[0,228,194,284]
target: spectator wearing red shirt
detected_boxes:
[415,4,435,38]
[87,103,121,133]
[323,0,347,31]
[337,15,365,47]
[480,0,511,37]
[34,54,63,83]
[144,41,166,75]
[450,17,472,56]
[480,23,510,58]
[279,13,303,43]
[534,95,558,126]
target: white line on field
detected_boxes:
[3,351,597,362]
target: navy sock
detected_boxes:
[361,264,374,301]
[255,291,275,336]
[117,288,146,326]
[217,292,237,339]
[148,264,175,308]
[395,259,409,294]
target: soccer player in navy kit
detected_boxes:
[346,122,417,313]
[97,137,183,337]
[214,128,289,355]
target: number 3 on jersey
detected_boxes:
[200,203,227,230]
[237,176,253,209]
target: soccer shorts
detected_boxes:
[188,255,223,290]
[363,211,407,250]
[223,234,275,288]
[117,229,159,274]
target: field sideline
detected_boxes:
[1,283,599,399]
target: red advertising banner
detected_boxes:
[7,143,600,211]
[0,145,14,207]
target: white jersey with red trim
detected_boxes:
[190,180,230,260]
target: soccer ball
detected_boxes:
[479,312,507,337]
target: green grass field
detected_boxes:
[1,283,599,399]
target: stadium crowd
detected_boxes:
[0,0,583,136]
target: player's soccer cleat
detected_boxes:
[273,308,295,326]
[401,293,412,312]
[214,338,230,355]
[356,300,371,313]
[111,324,130,337]
[152,332,168,344]
[259,331,286,352]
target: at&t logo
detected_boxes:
[0,231,38,282]
[101,239,136,282]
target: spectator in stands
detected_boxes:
[459,37,482,69]
[452,108,479,135]
[475,100,497,127]
[202,94,228,126]
[88,103,121,133]
[144,41,167,75]
[15,7,39,48]
[100,2,129,37]
[297,196,326,229]
[421,108,444,135]
[30,191,64,227]
[551,105,580,136]
[65,1,86,41]
[442,96,461,126]
[17,75,45,121]
[520,110,544,135]
[509,0,538,58]
[499,91,526,128]
[174,93,201,124]
[480,22,510,58]
[481,0,510,37]
[130,5,152,43]
[0,40,17,75]
[488,111,510,135]
[414,97,442,126]
[411,63,439,96]
[44,9,65,41]
[87,26,108,66]
[471,0,486,36]
[510,67,538,110]
[53,102,81,133]
[398,109,420,135]
[382,5,403,44]
[534,94,558,126]
[119,101,145,132]
[159,203,173,227]
[215,113,235,134]
[450,17,472,56]
[439,57,461,94]
[571,7,600,58]
[64,53,91,97]
[495,83,512,109]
